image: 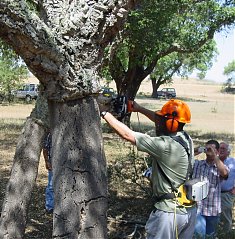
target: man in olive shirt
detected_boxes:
[101,99,197,239]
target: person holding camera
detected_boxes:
[101,99,197,239]
[192,140,229,238]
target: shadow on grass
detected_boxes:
[0,115,234,239]
[108,189,151,239]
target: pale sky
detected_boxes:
[204,29,235,83]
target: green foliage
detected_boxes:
[0,40,28,98]
[150,42,218,86]
[103,0,235,97]
[222,60,235,92]
[223,60,235,76]
[126,0,223,64]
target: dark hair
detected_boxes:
[206,139,219,150]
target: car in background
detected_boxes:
[99,87,116,98]
[13,83,39,102]
[156,87,176,99]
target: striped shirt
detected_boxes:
[192,159,225,216]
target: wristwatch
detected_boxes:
[100,111,107,118]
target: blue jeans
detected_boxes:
[194,214,219,238]
[45,170,54,210]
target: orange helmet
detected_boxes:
[156,99,191,132]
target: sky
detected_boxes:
[198,28,235,83]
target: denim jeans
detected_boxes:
[194,214,219,238]
[45,170,54,210]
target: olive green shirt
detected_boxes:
[134,131,195,214]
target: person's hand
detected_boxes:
[96,95,112,113]
[206,145,218,158]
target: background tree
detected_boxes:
[150,41,217,97]
[0,1,138,238]
[222,60,235,93]
[102,0,235,100]
[0,40,28,102]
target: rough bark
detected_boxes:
[49,97,107,239]
[0,0,139,101]
[0,1,139,238]
[0,94,49,239]
[0,120,46,239]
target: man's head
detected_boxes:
[205,139,219,161]
[219,142,231,161]
[155,99,191,134]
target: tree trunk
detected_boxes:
[49,97,107,239]
[151,76,162,98]
[0,1,139,238]
[0,118,46,239]
[0,94,49,239]
[151,76,157,97]
[118,73,143,100]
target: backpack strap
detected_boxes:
[170,131,193,180]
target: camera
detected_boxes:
[184,178,209,201]
[198,146,207,153]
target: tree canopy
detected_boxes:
[102,0,235,99]
[0,40,28,100]
[223,59,235,92]
[224,60,235,78]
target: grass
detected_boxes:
[0,118,234,238]
[0,78,234,238]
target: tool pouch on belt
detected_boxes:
[153,183,196,206]
[177,183,195,206]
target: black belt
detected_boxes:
[153,193,196,208]
[221,190,231,193]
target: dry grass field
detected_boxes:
[0,78,234,238]
[1,78,233,135]
[133,78,234,136]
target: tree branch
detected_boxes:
[0,0,62,81]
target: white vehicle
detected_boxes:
[14,83,39,102]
